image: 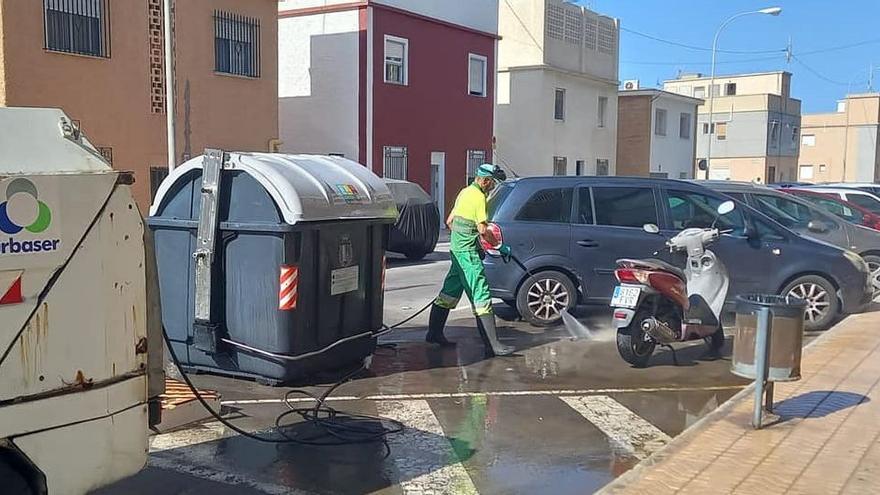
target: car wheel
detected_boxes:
[516,270,576,327]
[863,254,880,302]
[783,275,839,331]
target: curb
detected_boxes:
[597,315,850,494]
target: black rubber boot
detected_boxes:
[426,305,455,347]
[477,314,515,357]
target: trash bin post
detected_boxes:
[752,307,772,429]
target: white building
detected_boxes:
[617,88,702,179]
[495,0,619,177]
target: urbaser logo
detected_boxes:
[0,178,60,256]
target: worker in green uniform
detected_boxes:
[426,163,514,357]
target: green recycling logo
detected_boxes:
[0,178,52,235]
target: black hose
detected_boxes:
[161,328,403,450]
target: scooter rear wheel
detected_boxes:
[616,311,656,368]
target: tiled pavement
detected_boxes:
[601,311,880,495]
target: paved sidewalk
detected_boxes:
[601,311,880,495]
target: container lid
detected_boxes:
[150,153,398,225]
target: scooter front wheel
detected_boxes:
[616,312,656,368]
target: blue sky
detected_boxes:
[579,0,880,113]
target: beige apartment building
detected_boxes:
[0,0,279,208]
[799,93,880,183]
[664,71,801,184]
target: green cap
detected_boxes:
[476,163,498,178]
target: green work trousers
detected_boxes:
[434,250,493,316]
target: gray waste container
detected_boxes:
[148,152,397,384]
[732,294,808,382]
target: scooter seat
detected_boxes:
[617,258,686,281]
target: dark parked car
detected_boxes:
[484,177,871,331]
[701,181,880,303]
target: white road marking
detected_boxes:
[148,455,308,495]
[221,385,743,406]
[560,395,672,460]
[377,400,479,495]
[150,421,231,452]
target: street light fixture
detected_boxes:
[704,7,782,179]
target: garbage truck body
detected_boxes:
[0,108,160,494]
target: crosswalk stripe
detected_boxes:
[377,399,479,495]
[560,395,672,460]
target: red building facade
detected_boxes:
[279,0,498,219]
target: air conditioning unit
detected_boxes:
[623,79,640,90]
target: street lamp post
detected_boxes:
[163,0,176,172]
[705,7,782,179]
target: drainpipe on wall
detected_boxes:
[164,0,177,171]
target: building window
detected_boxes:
[596,159,610,176]
[598,96,608,128]
[693,86,706,99]
[702,123,710,134]
[716,122,728,140]
[384,36,408,85]
[554,88,566,121]
[679,112,691,139]
[725,83,737,96]
[820,164,827,173]
[791,126,799,149]
[43,0,111,58]
[576,160,585,176]
[679,171,689,179]
[467,150,486,183]
[96,146,113,165]
[802,134,816,147]
[214,11,261,78]
[468,54,488,97]
[553,156,567,176]
[655,108,667,136]
[150,166,169,201]
[770,121,780,146]
[799,165,814,180]
[383,146,407,179]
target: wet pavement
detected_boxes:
[96,247,770,494]
[97,314,748,495]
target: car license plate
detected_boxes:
[611,286,641,308]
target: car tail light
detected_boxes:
[866,214,880,231]
[480,222,503,252]
[614,268,649,284]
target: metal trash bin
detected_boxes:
[732,294,807,382]
[732,294,808,428]
[147,151,397,384]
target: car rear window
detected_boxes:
[800,195,864,223]
[752,193,822,229]
[487,183,514,220]
[593,187,658,228]
[846,194,880,214]
[515,187,573,223]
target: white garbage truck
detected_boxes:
[0,107,162,494]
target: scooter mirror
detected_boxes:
[643,223,661,234]
[717,200,735,216]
